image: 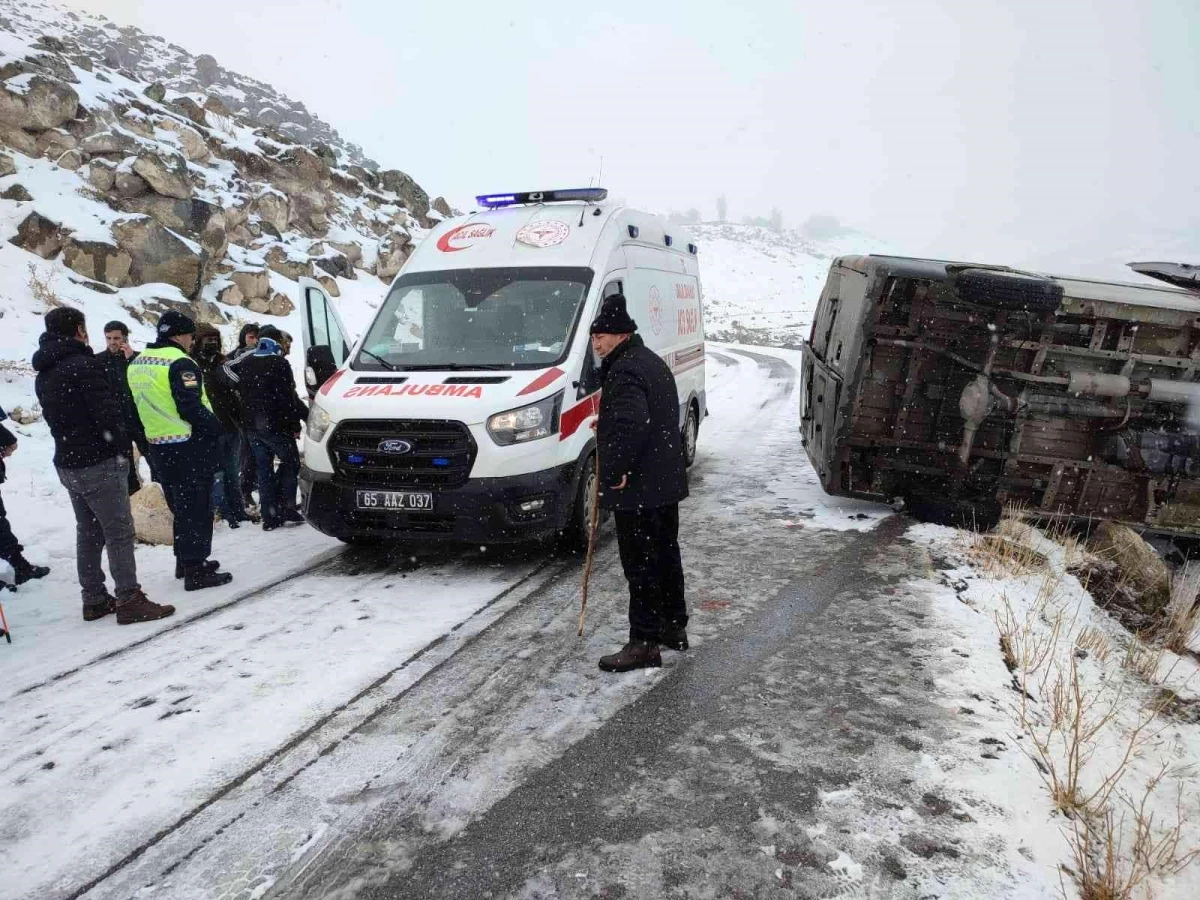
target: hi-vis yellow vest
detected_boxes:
[127,345,212,444]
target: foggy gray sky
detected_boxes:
[68,0,1199,275]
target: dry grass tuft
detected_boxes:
[28,264,65,310]
[1159,564,1200,656]
[1121,633,1165,683]
[1076,626,1112,664]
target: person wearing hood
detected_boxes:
[32,307,172,622]
[1,404,51,589]
[227,322,261,510]
[191,324,248,528]
[233,325,309,530]
[127,311,233,591]
[589,294,690,673]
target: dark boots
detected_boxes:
[184,563,233,592]
[175,558,221,580]
[598,639,662,673]
[116,589,176,625]
[83,593,117,622]
[659,625,689,652]
[9,553,50,585]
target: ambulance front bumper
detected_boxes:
[299,461,580,544]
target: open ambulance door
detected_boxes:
[298,276,353,399]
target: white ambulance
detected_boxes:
[297,188,705,548]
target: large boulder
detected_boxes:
[375,230,413,281]
[0,74,79,131]
[0,152,16,178]
[316,274,340,297]
[330,168,363,198]
[112,216,206,298]
[0,124,38,156]
[203,94,232,118]
[114,166,149,199]
[1086,522,1172,614]
[143,82,167,104]
[245,293,272,314]
[79,130,139,158]
[62,237,132,288]
[264,244,313,281]
[432,196,453,218]
[315,252,354,280]
[85,158,116,193]
[216,282,244,307]
[120,196,227,259]
[378,169,430,219]
[130,482,173,546]
[230,268,270,301]
[250,189,289,233]
[35,127,76,160]
[169,96,207,128]
[267,291,295,316]
[195,54,221,87]
[132,149,192,199]
[9,210,68,258]
[2,184,32,201]
[156,117,210,163]
[329,239,363,269]
[57,149,83,170]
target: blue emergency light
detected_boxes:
[476,188,608,209]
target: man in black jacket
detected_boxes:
[32,308,174,623]
[96,319,154,493]
[231,325,309,530]
[0,406,51,588]
[192,323,247,528]
[590,294,689,673]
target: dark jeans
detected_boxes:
[152,439,217,566]
[613,503,687,642]
[238,431,257,500]
[211,431,245,522]
[250,431,300,525]
[56,456,141,605]
[0,490,21,560]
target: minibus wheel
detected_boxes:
[561,453,598,554]
[682,405,699,468]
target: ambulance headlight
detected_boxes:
[487,392,562,446]
[306,403,332,443]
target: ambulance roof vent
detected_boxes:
[664,234,674,247]
[627,225,639,239]
[476,188,608,209]
[688,243,698,255]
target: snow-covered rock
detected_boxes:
[0,73,79,131]
[130,481,173,546]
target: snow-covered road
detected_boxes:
[3,345,1062,900]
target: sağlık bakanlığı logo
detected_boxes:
[436,222,496,252]
[648,285,663,334]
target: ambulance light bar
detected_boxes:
[476,188,608,209]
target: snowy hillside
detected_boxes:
[694,222,901,349]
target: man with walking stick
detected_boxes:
[588,293,689,672]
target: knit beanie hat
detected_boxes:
[157,310,196,339]
[589,294,638,335]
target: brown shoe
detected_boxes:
[116,590,176,625]
[83,594,117,622]
[598,639,662,673]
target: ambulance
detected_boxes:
[297,188,706,548]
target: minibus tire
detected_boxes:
[952,269,1063,314]
[682,405,699,468]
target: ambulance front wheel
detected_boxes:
[682,405,699,468]
[561,453,598,554]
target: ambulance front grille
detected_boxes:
[328,419,475,488]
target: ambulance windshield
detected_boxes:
[357,267,593,370]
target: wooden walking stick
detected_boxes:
[577,461,601,636]
[0,597,12,643]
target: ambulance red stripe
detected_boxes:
[516,366,565,397]
[559,392,600,440]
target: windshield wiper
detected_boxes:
[358,348,398,371]
[398,363,514,371]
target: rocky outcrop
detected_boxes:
[0,151,15,177]
[216,282,244,307]
[132,148,191,199]
[267,291,294,316]
[2,183,31,201]
[251,189,289,233]
[432,196,453,218]
[375,230,412,281]
[79,130,139,157]
[230,268,270,302]
[112,216,205,298]
[316,274,340,297]
[62,237,132,287]
[113,164,149,199]
[379,169,430,219]
[264,244,313,281]
[155,117,209,163]
[0,74,79,131]
[1086,522,1172,614]
[143,81,166,103]
[10,210,68,258]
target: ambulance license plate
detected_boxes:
[356,490,434,511]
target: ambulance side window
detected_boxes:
[577,279,622,397]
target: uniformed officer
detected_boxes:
[127,311,233,591]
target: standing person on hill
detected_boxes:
[127,311,233,591]
[233,325,309,531]
[0,406,51,589]
[192,324,248,529]
[96,319,155,493]
[589,293,690,673]
[32,307,173,623]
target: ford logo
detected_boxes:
[378,439,413,455]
